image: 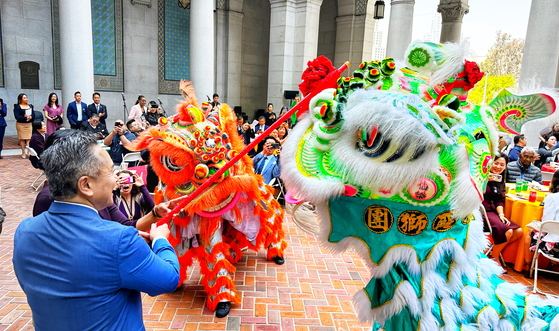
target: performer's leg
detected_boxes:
[259,186,287,264]
[198,224,241,317]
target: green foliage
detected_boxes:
[467,74,516,105]
[480,31,524,82]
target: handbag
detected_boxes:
[52,115,64,125]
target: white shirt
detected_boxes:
[541,193,559,242]
[77,102,83,121]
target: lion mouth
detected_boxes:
[196,192,241,217]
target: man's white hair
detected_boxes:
[521,146,537,155]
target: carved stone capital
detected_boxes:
[437,0,469,23]
[217,0,228,10]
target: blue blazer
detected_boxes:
[252,152,281,184]
[13,104,35,123]
[13,201,180,331]
[0,103,6,126]
[67,101,88,126]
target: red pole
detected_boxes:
[157,61,350,226]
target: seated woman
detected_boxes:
[29,121,48,169]
[536,135,557,168]
[524,170,559,270]
[113,170,155,224]
[483,153,523,269]
[29,121,48,157]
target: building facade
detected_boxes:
[0,0,557,136]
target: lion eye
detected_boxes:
[160,156,185,172]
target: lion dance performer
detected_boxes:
[132,83,287,317]
[282,41,559,330]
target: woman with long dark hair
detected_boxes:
[113,170,155,223]
[43,92,64,135]
[483,153,522,268]
[13,93,35,158]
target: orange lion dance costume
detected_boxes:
[132,81,287,317]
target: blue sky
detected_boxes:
[379,0,532,57]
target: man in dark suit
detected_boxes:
[67,91,88,130]
[13,130,180,330]
[80,114,109,139]
[86,92,108,126]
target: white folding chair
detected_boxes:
[530,221,559,295]
[25,146,46,191]
[121,152,142,169]
[269,177,285,204]
[479,205,505,266]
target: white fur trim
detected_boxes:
[428,41,469,87]
[440,297,465,331]
[353,282,421,325]
[448,146,483,219]
[280,116,346,204]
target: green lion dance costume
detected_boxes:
[281,41,559,330]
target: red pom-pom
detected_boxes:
[298,55,336,97]
[463,60,484,91]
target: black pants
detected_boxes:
[71,121,82,130]
[0,126,5,155]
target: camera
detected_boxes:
[114,122,123,127]
[121,176,135,184]
[270,143,280,150]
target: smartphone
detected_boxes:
[121,176,135,184]
[488,173,502,182]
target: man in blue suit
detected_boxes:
[252,136,281,184]
[67,91,88,129]
[13,130,180,331]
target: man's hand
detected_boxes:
[275,148,281,157]
[138,230,150,244]
[534,153,541,161]
[150,223,170,241]
[154,196,188,218]
[99,112,105,118]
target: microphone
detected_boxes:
[157,98,163,105]
[121,93,125,101]
[207,95,211,102]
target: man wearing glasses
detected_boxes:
[103,120,137,166]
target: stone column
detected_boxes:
[519,0,559,88]
[58,0,94,113]
[267,0,322,107]
[190,0,215,100]
[333,1,376,70]
[291,0,323,88]
[437,0,469,43]
[267,0,296,108]
[385,0,415,60]
[215,0,244,107]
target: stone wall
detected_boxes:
[0,0,55,136]
[240,0,270,120]
[317,0,337,62]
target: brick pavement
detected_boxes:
[1,156,559,331]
